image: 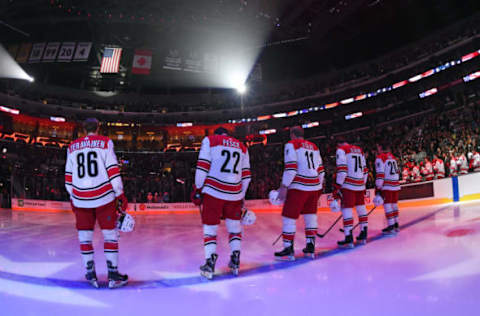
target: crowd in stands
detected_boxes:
[2,90,479,203]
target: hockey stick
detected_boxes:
[339,206,377,232]
[273,209,345,243]
[272,233,282,246]
[316,214,343,238]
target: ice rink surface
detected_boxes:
[1,201,479,316]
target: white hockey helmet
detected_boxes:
[373,194,384,207]
[117,213,135,232]
[269,190,283,205]
[329,199,341,213]
[241,208,256,226]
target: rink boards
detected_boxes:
[9,173,480,213]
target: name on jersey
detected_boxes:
[222,139,240,149]
[350,148,362,154]
[301,142,315,151]
[70,139,106,152]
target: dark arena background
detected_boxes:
[1,0,480,315]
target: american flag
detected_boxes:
[100,47,122,73]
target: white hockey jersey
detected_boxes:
[375,152,400,191]
[422,161,434,180]
[457,154,468,174]
[433,158,445,178]
[195,134,251,201]
[336,144,367,191]
[471,152,480,171]
[65,135,124,208]
[281,139,324,191]
[449,157,458,176]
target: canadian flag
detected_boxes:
[132,49,152,75]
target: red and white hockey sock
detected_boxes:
[303,214,317,245]
[393,204,399,224]
[102,229,119,270]
[282,216,296,248]
[78,230,94,270]
[203,224,218,259]
[341,208,353,236]
[356,205,368,230]
[226,219,242,252]
[384,204,395,226]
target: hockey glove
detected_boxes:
[117,193,129,212]
[277,185,288,203]
[190,186,203,206]
[332,183,343,200]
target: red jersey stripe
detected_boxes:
[293,176,320,184]
[197,161,211,171]
[107,166,120,178]
[73,183,113,198]
[205,178,242,193]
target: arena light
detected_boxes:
[273,112,287,118]
[259,129,276,135]
[419,88,438,99]
[302,122,319,129]
[0,44,34,81]
[50,116,66,122]
[345,112,363,120]
[257,115,271,121]
[221,48,480,124]
[177,122,193,127]
[408,74,422,83]
[340,98,354,105]
[463,71,480,82]
[0,106,20,115]
[393,80,408,89]
[236,83,247,94]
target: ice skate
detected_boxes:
[394,222,400,233]
[337,233,354,249]
[107,261,128,289]
[85,261,99,288]
[228,250,240,276]
[200,253,218,280]
[356,227,368,245]
[302,242,315,259]
[275,245,295,261]
[382,225,397,236]
[85,261,98,289]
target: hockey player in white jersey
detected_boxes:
[333,137,368,248]
[274,126,324,260]
[470,150,480,172]
[449,154,458,176]
[433,154,445,179]
[375,142,401,235]
[457,153,469,175]
[65,118,128,289]
[192,127,251,279]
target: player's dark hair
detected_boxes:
[290,126,304,138]
[335,135,348,144]
[214,127,229,135]
[83,118,100,133]
[378,140,391,151]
